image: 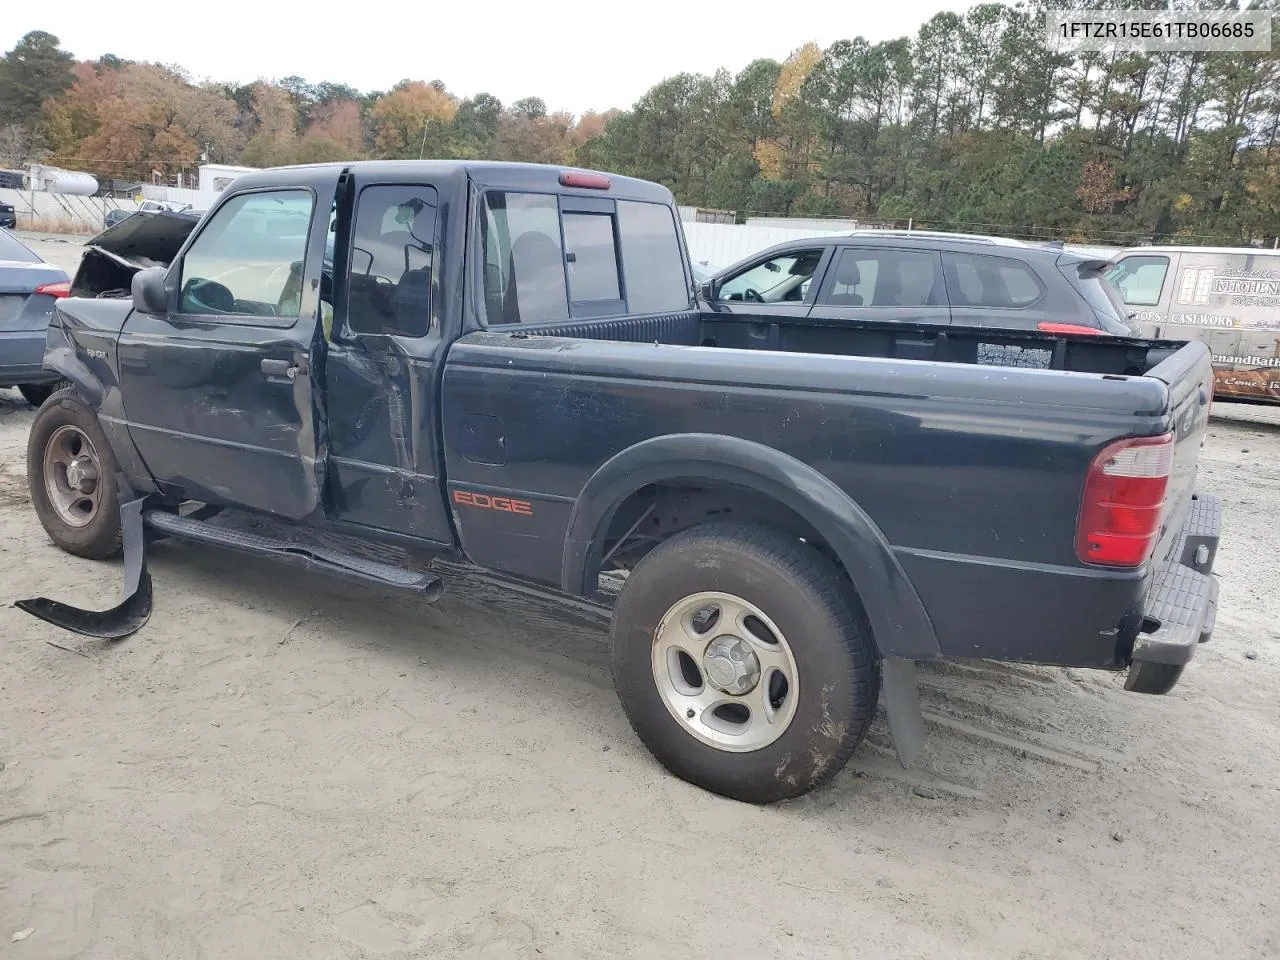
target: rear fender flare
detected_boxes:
[560,433,940,660]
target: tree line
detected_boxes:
[2,2,1279,246]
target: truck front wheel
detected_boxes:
[26,390,123,560]
[610,521,879,803]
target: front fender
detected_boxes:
[42,306,159,496]
[44,322,105,407]
[561,433,939,660]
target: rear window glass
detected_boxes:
[1070,263,1131,325]
[480,191,691,324]
[563,212,621,303]
[618,200,690,314]
[481,191,569,325]
[0,230,40,263]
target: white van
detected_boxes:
[1108,245,1280,403]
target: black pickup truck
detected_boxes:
[18,160,1222,803]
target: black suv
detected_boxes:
[698,231,1136,336]
[0,202,16,230]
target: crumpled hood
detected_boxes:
[71,209,203,298]
[86,209,202,267]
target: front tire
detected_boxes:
[26,389,123,559]
[611,522,879,804]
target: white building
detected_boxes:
[139,163,259,211]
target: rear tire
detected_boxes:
[26,389,123,559]
[611,521,879,804]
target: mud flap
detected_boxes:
[882,657,925,768]
[15,485,153,640]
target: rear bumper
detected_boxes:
[1126,493,1222,692]
[0,330,54,386]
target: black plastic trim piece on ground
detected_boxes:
[16,492,153,640]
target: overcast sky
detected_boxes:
[4,1,979,116]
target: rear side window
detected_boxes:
[817,248,941,307]
[1107,255,1169,306]
[943,253,1045,308]
[480,191,690,324]
[345,184,438,338]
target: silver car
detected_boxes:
[0,229,71,406]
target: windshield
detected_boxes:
[0,230,40,264]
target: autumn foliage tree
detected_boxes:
[371,81,458,159]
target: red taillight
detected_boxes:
[1038,322,1106,336]
[1076,433,1175,567]
[559,170,610,190]
[35,280,71,298]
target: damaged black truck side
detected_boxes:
[21,161,1222,803]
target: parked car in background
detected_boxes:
[699,232,1138,340]
[0,229,70,405]
[0,202,16,229]
[104,200,194,230]
[103,208,133,229]
[1108,245,1280,403]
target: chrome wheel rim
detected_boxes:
[651,591,800,753]
[42,424,103,528]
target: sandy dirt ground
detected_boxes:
[1,237,1278,959]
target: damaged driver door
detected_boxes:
[116,169,341,520]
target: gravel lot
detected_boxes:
[1,236,1278,959]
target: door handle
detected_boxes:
[261,358,298,380]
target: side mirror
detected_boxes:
[131,266,168,314]
[697,279,715,301]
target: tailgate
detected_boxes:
[1147,341,1215,563]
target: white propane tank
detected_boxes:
[40,167,99,196]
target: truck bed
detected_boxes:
[513,309,1189,379]
[444,308,1213,670]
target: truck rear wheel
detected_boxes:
[26,390,123,560]
[610,521,879,803]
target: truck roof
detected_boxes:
[227,160,675,205]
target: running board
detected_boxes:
[16,492,154,640]
[144,511,444,600]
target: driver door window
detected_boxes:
[717,250,823,304]
[179,189,315,321]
